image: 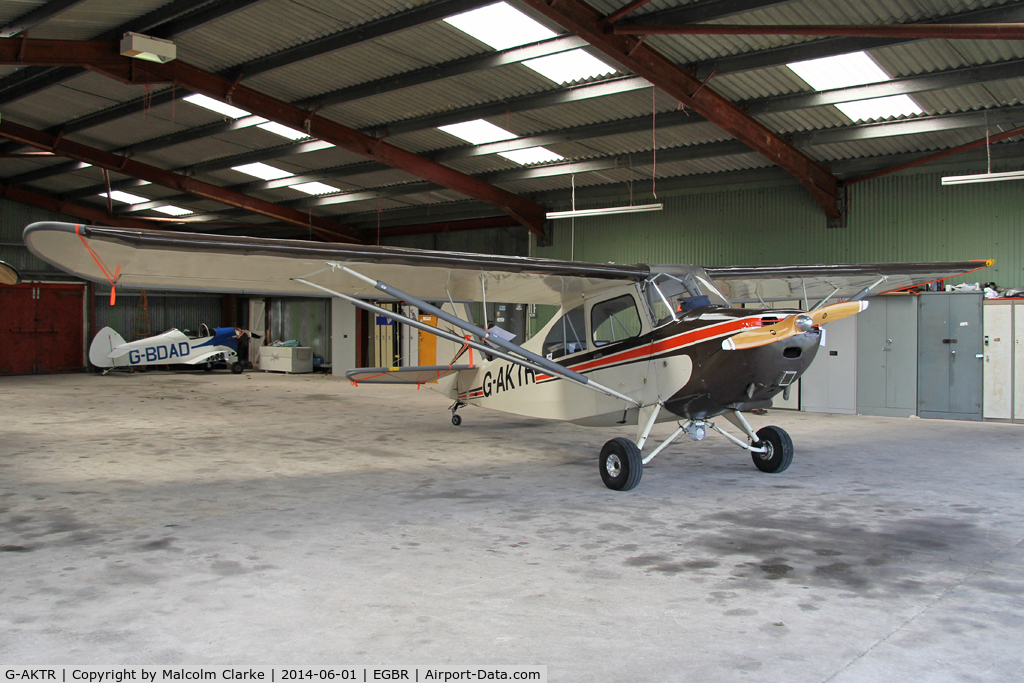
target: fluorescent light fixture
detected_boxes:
[439,119,516,145]
[232,162,293,180]
[184,94,251,119]
[547,203,663,219]
[291,181,339,195]
[99,190,149,205]
[941,169,1024,185]
[522,49,616,84]
[120,32,176,63]
[788,51,923,122]
[152,205,193,216]
[257,121,309,140]
[444,2,556,50]
[498,147,564,164]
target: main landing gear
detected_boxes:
[598,406,794,491]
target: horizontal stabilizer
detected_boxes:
[346,365,473,385]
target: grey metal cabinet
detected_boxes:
[801,314,857,414]
[857,295,918,417]
[917,292,983,420]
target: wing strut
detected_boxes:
[293,275,641,407]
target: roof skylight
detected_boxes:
[835,95,924,123]
[232,162,293,180]
[787,51,923,123]
[152,205,193,216]
[438,119,563,166]
[184,93,252,119]
[443,2,555,50]
[498,147,564,165]
[291,181,339,195]
[257,121,310,140]
[522,49,616,84]
[439,120,517,145]
[99,190,148,205]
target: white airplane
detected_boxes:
[25,222,989,490]
[89,324,250,374]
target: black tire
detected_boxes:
[751,426,794,473]
[231,362,243,374]
[599,437,643,491]
[451,414,462,426]
[204,362,213,372]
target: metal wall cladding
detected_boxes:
[94,290,224,342]
[533,168,1024,289]
[0,199,73,277]
[269,297,332,364]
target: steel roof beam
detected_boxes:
[696,3,1024,78]
[0,0,786,178]
[0,0,89,38]
[0,0,249,105]
[629,0,793,25]
[129,102,1024,223]
[0,119,362,242]
[614,23,1024,41]
[71,56,1024,202]
[0,182,164,231]
[519,0,839,217]
[0,38,549,235]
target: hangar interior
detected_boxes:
[2,0,1024,677]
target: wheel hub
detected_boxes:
[755,440,774,461]
[605,453,622,477]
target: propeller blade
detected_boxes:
[722,300,868,351]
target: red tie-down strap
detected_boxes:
[75,224,121,305]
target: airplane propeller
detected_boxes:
[721,300,869,351]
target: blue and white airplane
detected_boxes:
[89,324,251,374]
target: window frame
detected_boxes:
[588,291,646,347]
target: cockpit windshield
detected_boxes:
[641,265,731,327]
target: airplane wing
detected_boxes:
[23,222,646,306]
[704,261,993,304]
[24,222,988,307]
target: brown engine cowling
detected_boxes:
[665,327,822,419]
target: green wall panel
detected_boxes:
[534,171,1023,290]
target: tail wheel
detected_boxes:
[751,426,793,473]
[599,437,643,491]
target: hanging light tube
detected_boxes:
[546,202,663,219]
[941,169,1024,185]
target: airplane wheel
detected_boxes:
[751,426,793,473]
[451,414,462,426]
[231,362,243,374]
[599,437,643,491]
[204,362,213,372]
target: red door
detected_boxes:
[0,283,85,375]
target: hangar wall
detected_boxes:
[531,169,1023,292]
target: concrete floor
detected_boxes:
[2,371,1023,681]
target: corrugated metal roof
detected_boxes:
[173,0,432,73]
[25,0,172,40]
[243,20,492,104]
[3,0,1024,234]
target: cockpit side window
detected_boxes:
[542,305,588,359]
[592,295,642,346]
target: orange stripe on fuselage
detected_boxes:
[534,315,762,382]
